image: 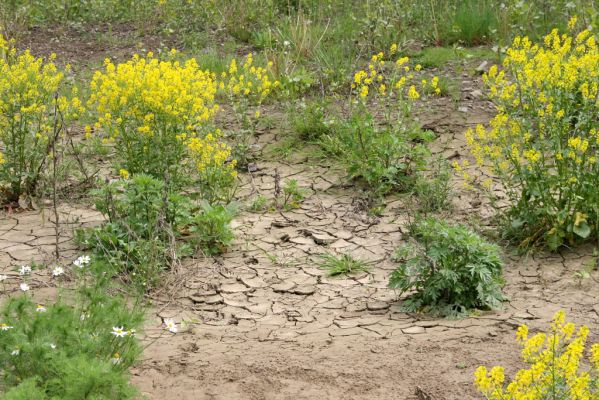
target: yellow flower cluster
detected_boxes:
[475,311,598,400]
[458,22,598,248]
[352,44,440,102]
[0,35,83,197]
[89,52,219,138]
[220,53,280,104]
[187,129,236,177]
[88,52,235,184]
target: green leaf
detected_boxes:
[573,221,591,239]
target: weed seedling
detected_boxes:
[318,253,371,276]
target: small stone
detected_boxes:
[333,230,353,240]
[367,301,389,311]
[205,295,224,305]
[470,89,483,99]
[512,312,537,320]
[475,60,489,74]
[402,326,426,334]
[293,285,316,295]
[311,233,336,245]
[458,106,469,113]
[219,283,251,294]
[290,236,314,245]
[272,281,295,293]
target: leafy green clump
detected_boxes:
[77,174,237,290]
[318,253,371,276]
[389,217,504,317]
[0,259,144,399]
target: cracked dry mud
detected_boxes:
[1,72,598,400]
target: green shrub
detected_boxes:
[189,201,237,256]
[0,258,144,398]
[77,174,190,290]
[319,49,438,200]
[389,217,504,317]
[413,157,453,213]
[291,100,333,141]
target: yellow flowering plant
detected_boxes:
[88,51,236,198]
[459,21,598,249]
[320,45,439,199]
[218,53,280,167]
[474,310,599,400]
[0,35,84,201]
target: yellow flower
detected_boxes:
[407,85,420,100]
[119,169,130,180]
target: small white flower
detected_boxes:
[1,323,14,331]
[0,274,8,282]
[283,40,290,46]
[36,305,47,313]
[163,318,178,333]
[19,265,31,275]
[73,255,91,268]
[51,266,65,277]
[80,313,87,321]
[111,326,127,337]
[11,349,20,356]
[19,283,30,292]
[49,343,57,349]
[128,329,136,337]
[111,353,122,365]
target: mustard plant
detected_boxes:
[475,310,599,400]
[0,35,84,201]
[456,21,599,250]
[87,51,236,192]
[320,45,439,199]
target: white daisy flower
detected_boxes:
[36,305,47,313]
[111,326,127,337]
[11,349,20,356]
[51,266,65,277]
[19,283,30,292]
[73,255,91,268]
[1,323,14,331]
[49,343,57,349]
[111,353,122,365]
[19,265,31,275]
[163,318,178,333]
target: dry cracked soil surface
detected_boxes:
[1,33,598,400]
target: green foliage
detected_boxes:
[321,113,434,200]
[248,194,269,213]
[389,217,504,317]
[445,0,495,45]
[77,174,189,290]
[281,179,306,210]
[413,157,453,213]
[0,258,144,398]
[78,174,236,289]
[291,100,333,141]
[318,253,371,277]
[188,201,237,256]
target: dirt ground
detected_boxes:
[1,29,598,400]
